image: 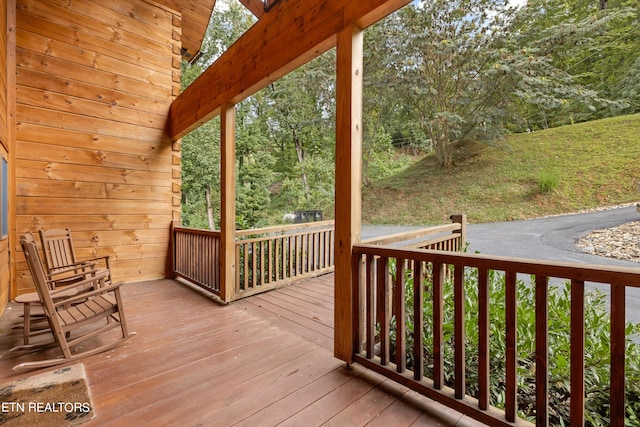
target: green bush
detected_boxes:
[538,170,561,194]
[389,262,640,426]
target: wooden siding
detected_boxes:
[0,0,16,313]
[0,0,7,312]
[14,0,182,295]
[0,2,7,150]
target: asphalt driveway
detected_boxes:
[363,205,640,323]
[464,205,639,267]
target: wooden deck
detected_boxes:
[0,275,482,426]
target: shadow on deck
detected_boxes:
[0,275,481,426]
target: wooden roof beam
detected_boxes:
[237,0,265,19]
[168,0,411,140]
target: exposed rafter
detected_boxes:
[168,0,411,140]
[237,0,265,18]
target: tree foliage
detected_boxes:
[180,0,639,226]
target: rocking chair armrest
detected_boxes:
[45,265,104,289]
[46,260,99,278]
[48,269,110,297]
[52,279,125,307]
[85,255,110,267]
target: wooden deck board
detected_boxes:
[0,275,467,426]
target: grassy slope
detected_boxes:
[362,113,640,225]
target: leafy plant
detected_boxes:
[389,260,640,426]
[538,170,560,194]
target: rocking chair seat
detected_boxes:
[14,286,78,344]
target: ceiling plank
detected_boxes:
[237,0,265,19]
[169,0,411,140]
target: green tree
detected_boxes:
[362,20,425,185]
[509,0,638,125]
[387,0,521,167]
[383,0,629,167]
[267,55,336,210]
[181,120,220,229]
[180,1,255,228]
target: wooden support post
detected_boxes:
[220,103,236,303]
[334,24,363,363]
[450,213,467,250]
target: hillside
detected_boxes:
[362,113,640,225]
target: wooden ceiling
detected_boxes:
[151,0,216,61]
[156,0,267,61]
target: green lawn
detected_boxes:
[362,113,640,225]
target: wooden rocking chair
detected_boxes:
[14,228,110,345]
[11,233,135,372]
[39,228,111,285]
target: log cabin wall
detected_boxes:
[0,0,16,311]
[14,0,182,295]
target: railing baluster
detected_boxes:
[395,258,406,373]
[366,254,376,359]
[289,235,294,278]
[314,231,319,270]
[570,279,585,425]
[353,253,364,354]
[252,241,258,288]
[610,283,626,427]
[505,270,517,422]
[257,241,263,286]
[307,233,312,272]
[276,238,282,281]
[326,230,331,268]
[235,243,241,292]
[454,264,466,399]
[433,261,444,389]
[478,267,490,410]
[302,234,307,273]
[245,242,251,290]
[377,256,390,365]
[214,235,219,291]
[283,236,288,279]
[414,260,424,381]
[536,275,549,427]
[268,239,273,283]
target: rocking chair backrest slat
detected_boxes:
[20,233,57,318]
[40,228,78,273]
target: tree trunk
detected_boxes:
[205,186,216,230]
[293,135,310,197]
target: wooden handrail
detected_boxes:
[355,244,640,285]
[361,223,460,246]
[173,226,222,238]
[235,220,335,237]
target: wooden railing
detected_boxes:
[363,214,466,251]
[351,244,640,426]
[234,220,335,298]
[173,226,221,296]
[171,221,335,300]
[171,216,465,301]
